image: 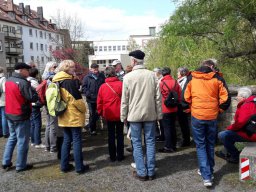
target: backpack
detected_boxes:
[36,80,47,105]
[163,81,179,108]
[46,81,67,117]
[244,98,256,137]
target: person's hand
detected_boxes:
[124,119,128,125]
[219,109,224,113]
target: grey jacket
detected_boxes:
[121,65,162,122]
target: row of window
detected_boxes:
[29,28,60,41]
[95,59,116,64]
[30,42,54,52]
[30,56,52,64]
[94,45,130,52]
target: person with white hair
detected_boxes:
[111,60,125,81]
[216,87,256,164]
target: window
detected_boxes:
[122,45,126,50]
[104,46,107,51]
[56,35,59,41]
[94,46,98,51]
[45,44,47,52]
[113,46,116,51]
[40,44,43,51]
[126,45,130,50]
[31,56,34,61]
[44,32,46,39]
[108,46,112,51]
[56,46,60,50]
[0,40,2,51]
[17,26,23,35]
[30,42,33,50]
[49,33,51,39]
[99,46,102,51]
[39,31,43,38]
[29,29,32,36]
[117,45,121,51]
[49,45,52,51]
[36,43,38,51]
[35,30,37,37]
[41,57,44,63]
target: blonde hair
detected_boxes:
[58,60,75,73]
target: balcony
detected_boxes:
[2,28,22,40]
[5,47,23,55]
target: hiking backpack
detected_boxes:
[162,81,179,107]
[36,80,47,105]
[46,81,67,117]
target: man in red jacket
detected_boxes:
[216,87,256,164]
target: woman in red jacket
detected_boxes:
[216,87,256,164]
[97,66,124,162]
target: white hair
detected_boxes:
[14,70,21,73]
[131,56,144,65]
[237,87,252,99]
[42,61,57,79]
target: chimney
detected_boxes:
[37,6,43,21]
[25,5,31,15]
[7,0,14,11]
[149,27,156,36]
[19,3,24,13]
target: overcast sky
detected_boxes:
[13,0,176,40]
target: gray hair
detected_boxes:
[105,66,116,78]
[131,56,144,65]
[237,87,252,99]
[153,67,162,73]
[177,67,189,77]
[201,58,218,67]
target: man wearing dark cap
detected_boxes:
[82,63,105,135]
[121,50,162,181]
[2,63,38,172]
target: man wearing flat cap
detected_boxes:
[2,63,38,172]
[121,50,162,181]
[111,60,125,81]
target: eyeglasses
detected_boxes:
[53,66,57,68]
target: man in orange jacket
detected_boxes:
[183,59,231,187]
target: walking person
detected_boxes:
[0,67,9,138]
[2,63,38,172]
[82,63,105,135]
[97,66,124,162]
[52,60,89,174]
[121,50,162,181]
[183,59,231,187]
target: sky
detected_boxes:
[13,0,177,40]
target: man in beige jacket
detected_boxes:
[121,50,162,181]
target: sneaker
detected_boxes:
[45,147,50,152]
[3,134,9,138]
[16,164,33,173]
[30,143,35,147]
[148,174,156,180]
[50,149,57,153]
[197,169,214,180]
[61,164,75,173]
[215,151,238,164]
[131,162,136,169]
[35,144,46,149]
[203,180,213,187]
[126,147,133,153]
[2,162,13,171]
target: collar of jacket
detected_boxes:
[105,76,119,83]
[161,74,174,81]
[132,65,145,70]
[196,66,213,73]
[178,76,186,83]
[12,72,27,80]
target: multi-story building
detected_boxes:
[88,27,157,70]
[0,0,64,75]
[0,32,6,70]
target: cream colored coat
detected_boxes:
[121,65,162,122]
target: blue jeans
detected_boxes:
[30,107,42,145]
[130,121,156,177]
[61,127,84,172]
[0,106,9,136]
[191,116,217,181]
[2,119,30,170]
[107,121,124,161]
[218,130,248,160]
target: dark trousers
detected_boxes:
[30,107,42,145]
[87,102,98,133]
[177,105,190,144]
[155,120,165,140]
[107,121,124,161]
[162,113,177,150]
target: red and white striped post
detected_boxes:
[240,158,250,181]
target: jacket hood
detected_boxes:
[52,71,73,82]
[192,66,216,80]
[105,76,120,83]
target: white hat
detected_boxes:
[112,60,121,66]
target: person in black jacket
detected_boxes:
[82,64,105,135]
[2,63,38,172]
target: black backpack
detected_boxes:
[244,98,256,137]
[162,81,179,108]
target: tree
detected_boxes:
[127,37,141,51]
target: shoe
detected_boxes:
[45,147,50,152]
[158,148,174,153]
[203,180,213,187]
[77,164,90,174]
[3,134,9,138]
[16,164,33,173]
[2,162,13,171]
[132,171,148,181]
[117,156,125,162]
[156,137,165,142]
[148,174,156,180]
[31,143,35,147]
[50,149,57,153]
[197,169,214,180]
[90,131,97,136]
[215,151,238,164]
[226,157,239,164]
[61,164,74,173]
[215,150,229,160]
[131,162,136,169]
[126,147,133,153]
[35,144,46,149]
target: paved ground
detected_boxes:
[0,129,255,192]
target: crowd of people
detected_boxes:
[0,49,255,188]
